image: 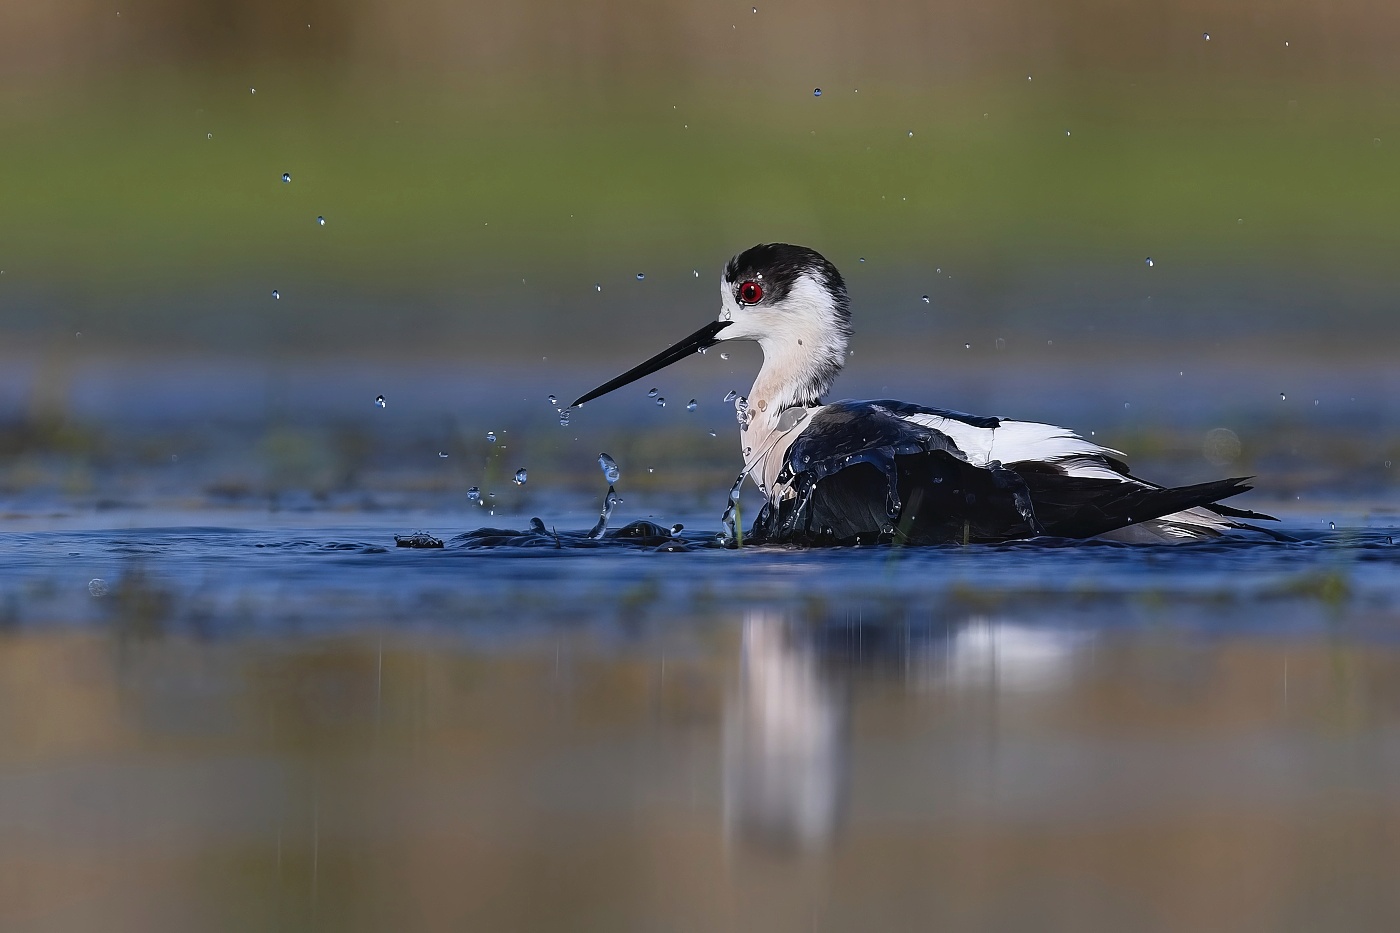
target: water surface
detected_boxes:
[3,505,1399,930]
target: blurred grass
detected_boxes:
[4,71,1400,300]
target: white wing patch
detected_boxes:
[901,413,1126,479]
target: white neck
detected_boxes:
[749,340,840,413]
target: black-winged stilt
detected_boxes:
[573,243,1277,545]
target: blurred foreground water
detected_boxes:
[2,514,1400,930]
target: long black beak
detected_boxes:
[571,320,731,407]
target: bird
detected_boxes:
[572,243,1279,546]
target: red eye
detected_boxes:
[738,281,763,304]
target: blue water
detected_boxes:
[4,507,1396,639]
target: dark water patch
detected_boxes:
[448,518,701,552]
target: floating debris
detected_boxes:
[395,532,443,548]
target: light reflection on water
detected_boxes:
[2,517,1400,928]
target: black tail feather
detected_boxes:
[1022,474,1258,540]
[1204,500,1281,522]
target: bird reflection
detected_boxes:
[723,610,849,853]
[936,616,1087,694]
[723,609,1089,854]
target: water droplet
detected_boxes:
[1386,460,1393,468]
[719,352,730,360]
[547,394,557,405]
[486,431,497,443]
[1237,217,1244,224]
[921,295,930,303]
[647,387,658,398]
[1203,32,1211,41]
[598,453,621,484]
[513,468,528,485]
[964,343,971,350]
[374,395,385,408]
[250,87,256,94]
[1145,257,1153,267]
[1330,521,1336,530]
[207,132,213,140]
[813,88,822,97]
[709,432,717,437]
[859,257,865,263]
[1280,392,1286,401]
[1064,129,1071,136]
[1314,399,1319,406]
[995,337,1006,350]
[468,486,481,502]
[316,216,326,226]
[656,397,666,407]
[693,270,700,277]
[724,390,738,402]
[88,578,108,597]
[635,273,646,280]
[282,172,291,183]
[1124,401,1131,409]
[907,130,914,137]
[558,408,571,427]
[595,283,601,292]
[438,451,448,458]
[686,399,698,411]
[1284,40,1290,47]
[272,289,280,299]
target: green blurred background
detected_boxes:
[4,0,1400,357]
[2,0,1398,512]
